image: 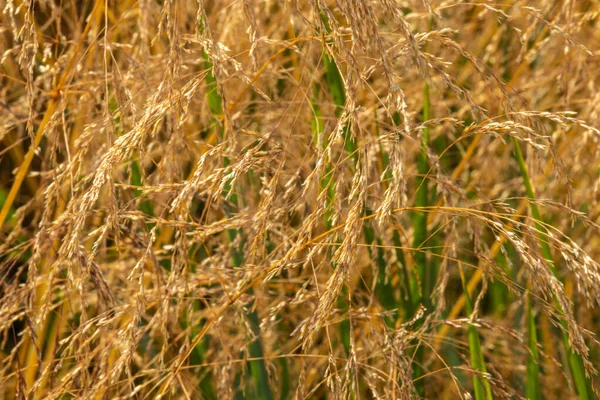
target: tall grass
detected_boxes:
[513,137,593,399]
[1,1,600,398]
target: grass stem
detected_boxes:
[513,137,592,399]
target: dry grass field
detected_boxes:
[1,0,600,398]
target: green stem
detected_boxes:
[526,291,540,400]
[411,16,435,397]
[200,20,274,399]
[459,263,493,400]
[513,137,592,399]
[318,14,355,358]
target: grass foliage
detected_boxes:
[1,0,600,398]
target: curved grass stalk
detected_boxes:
[420,14,562,396]
[433,200,529,350]
[425,9,561,340]
[431,197,540,396]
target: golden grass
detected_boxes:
[1,1,600,398]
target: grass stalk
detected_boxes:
[375,110,413,323]
[512,137,592,399]
[526,290,541,400]
[413,77,431,311]
[311,84,351,356]
[319,13,407,368]
[411,16,435,396]
[201,33,274,400]
[318,14,353,358]
[458,262,493,400]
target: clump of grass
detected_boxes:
[1,1,600,398]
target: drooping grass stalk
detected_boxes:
[33,71,108,397]
[513,137,592,399]
[434,197,540,397]
[414,15,558,394]
[116,99,219,396]
[428,4,559,346]
[108,98,156,226]
[458,262,493,400]
[428,18,562,393]
[200,25,274,399]
[317,14,423,400]
[318,11,356,162]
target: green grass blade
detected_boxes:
[392,230,416,318]
[512,137,592,399]
[203,49,223,117]
[411,18,434,397]
[323,52,345,113]
[0,189,16,223]
[199,22,274,399]
[187,317,217,400]
[375,110,414,323]
[363,215,396,326]
[247,310,275,400]
[311,82,351,355]
[526,291,541,400]
[413,60,431,312]
[459,263,493,400]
